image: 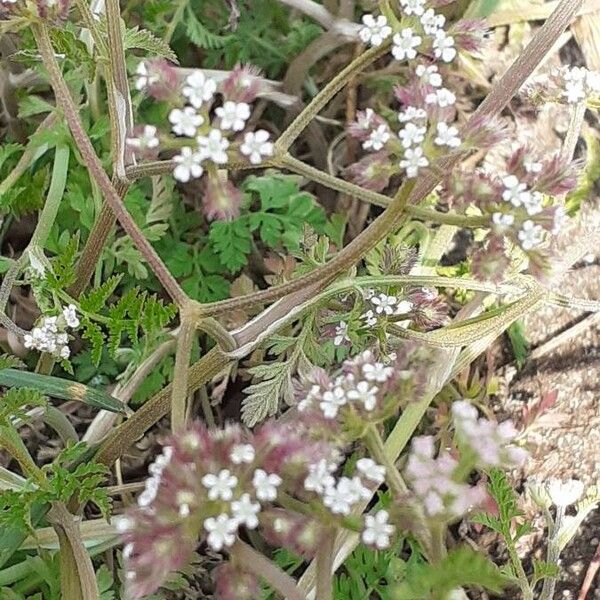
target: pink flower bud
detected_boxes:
[450,19,488,55]
[36,0,70,21]
[142,60,182,102]
[534,155,580,196]
[202,176,242,221]
[464,115,508,149]
[214,563,260,600]
[260,508,324,558]
[344,152,394,192]
[472,236,510,283]
[221,64,262,103]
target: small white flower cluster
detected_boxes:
[562,66,600,104]
[130,69,273,182]
[518,220,545,251]
[135,62,158,90]
[138,446,173,508]
[451,400,528,468]
[362,509,396,549]
[405,435,486,518]
[298,351,394,419]
[23,305,80,359]
[334,321,350,346]
[198,462,281,551]
[502,175,544,216]
[360,293,413,327]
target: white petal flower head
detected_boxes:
[201,469,238,501]
[362,510,395,549]
[356,458,386,485]
[240,129,273,165]
[169,107,204,137]
[62,304,80,329]
[362,362,393,383]
[416,64,442,87]
[173,147,204,182]
[420,9,445,36]
[344,476,372,502]
[371,293,397,315]
[323,479,359,515]
[392,28,422,61]
[522,191,544,216]
[362,125,390,151]
[197,129,230,164]
[359,14,392,48]
[400,0,426,17]
[434,122,461,148]
[425,88,456,108]
[564,80,586,104]
[433,31,457,63]
[182,71,217,108]
[399,122,426,149]
[399,106,428,123]
[347,380,379,411]
[524,159,543,174]
[135,62,158,91]
[518,220,544,250]
[400,147,429,178]
[362,310,378,327]
[492,212,515,230]
[553,205,569,234]
[547,479,585,507]
[252,469,282,501]
[304,459,336,494]
[502,175,528,206]
[204,513,238,551]
[320,386,347,419]
[126,125,159,150]
[230,444,255,465]
[231,493,261,529]
[215,101,251,131]
[334,321,350,346]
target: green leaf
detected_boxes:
[124,26,178,62]
[79,276,123,314]
[48,28,95,79]
[506,320,529,369]
[209,220,253,273]
[184,5,231,49]
[0,369,128,414]
[393,546,509,599]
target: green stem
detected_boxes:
[170,316,196,432]
[315,529,334,600]
[507,540,533,600]
[363,424,408,495]
[163,0,189,43]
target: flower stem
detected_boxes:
[171,315,196,432]
[315,529,335,600]
[363,424,408,496]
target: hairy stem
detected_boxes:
[32,23,188,306]
[171,316,196,432]
[315,529,335,600]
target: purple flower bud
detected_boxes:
[36,0,71,21]
[407,288,450,330]
[344,152,393,192]
[450,19,488,55]
[534,154,580,196]
[214,563,260,600]
[464,115,508,149]
[141,60,182,102]
[260,508,325,558]
[202,176,242,221]
[472,236,510,283]
[221,64,262,103]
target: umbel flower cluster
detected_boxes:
[130,63,273,220]
[346,4,580,282]
[23,304,79,359]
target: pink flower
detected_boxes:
[202,176,242,221]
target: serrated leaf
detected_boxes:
[242,362,293,427]
[184,6,231,49]
[209,220,253,273]
[124,26,178,62]
[48,28,95,79]
[79,275,123,314]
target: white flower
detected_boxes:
[182,71,217,108]
[362,362,393,383]
[395,299,413,314]
[371,293,397,315]
[231,493,261,529]
[197,129,229,164]
[320,386,347,419]
[201,469,238,501]
[399,122,426,148]
[425,88,456,107]
[363,125,390,151]
[502,175,528,206]
[304,460,336,494]
[62,304,79,328]
[345,476,372,502]
[230,444,255,465]
[135,62,158,91]
[204,513,238,551]
[434,122,461,148]
[524,159,543,174]
[126,125,159,150]
[115,516,134,533]
[553,205,569,234]
[358,14,392,47]
[400,147,429,178]
[252,469,282,501]
[362,310,378,327]
[169,107,204,137]
[334,321,350,346]
[547,479,585,507]
[362,510,395,549]
[323,477,366,515]
[215,101,251,131]
[564,80,586,104]
[433,31,457,63]
[399,106,427,123]
[400,0,425,16]
[347,381,379,411]
[416,64,442,87]
[420,9,445,35]
[392,28,422,61]
[492,212,515,229]
[173,147,204,182]
[240,130,273,164]
[356,458,386,485]
[522,191,544,216]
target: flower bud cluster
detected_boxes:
[23,304,79,359]
[130,63,273,220]
[0,0,70,21]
